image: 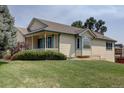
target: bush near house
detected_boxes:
[11,50,67,60]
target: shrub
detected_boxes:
[11,50,67,60]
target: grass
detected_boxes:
[0,60,124,88]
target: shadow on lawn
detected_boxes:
[0,61,8,66]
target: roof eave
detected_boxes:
[95,38,117,42]
[24,29,77,36]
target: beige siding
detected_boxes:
[25,37,32,49]
[60,34,75,57]
[76,49,82,56]
[16,31,25,42]
[29,20,46,31]
[33,35,39,48]
[82,49,92,56]
[92,39,115,62]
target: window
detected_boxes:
[76,38,80,49]
[38,35,54,48]
[48,37,52,48]
[106,42,113,50]
[83,36,91,49]
[38,38,45,48]
[47,35,54,48]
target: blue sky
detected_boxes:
[8,5,124,44]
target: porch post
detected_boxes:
[54,34,55,48]
[32,35,34,49]
[81,36,83,56]
[44,32,46,50]
[58,33,60,52]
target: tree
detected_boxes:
[100,26,107,35]
[83,17,96,30]
[71,17,107,35]
[71,20,83,28]
[0,5,16,51]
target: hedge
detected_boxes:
[11,50,67,60]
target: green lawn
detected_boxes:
[0,60,124,88]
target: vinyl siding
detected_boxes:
[29,20,46,31]
[16,31,25,42]
[59,33,75,57]
[92,39,115,62]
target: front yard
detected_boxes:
[0,60,124,87]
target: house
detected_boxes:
[16,18,116,62]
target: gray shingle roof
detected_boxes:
[16,18,116,42]
[35,18,84,34]
[92,32,116,42]
[16,27,28,35]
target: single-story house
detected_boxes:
[16,18,116,62]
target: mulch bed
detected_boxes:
[77,56,90,58]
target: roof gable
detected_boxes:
[79,29,96,39]
[33,18,83,34]
[27,18,47,32]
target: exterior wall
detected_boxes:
[25,36,32,49]
[92,39,115,62]
[59,33,75,57]
[25,37,32,49]
[25,36,41,49]
[82,49,92,56]
[16,31,25,42]
[76,49,82,56]
[78,31,115,62]
[33,35,39,49]
[29,20,46,31]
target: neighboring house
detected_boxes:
[16,18,116,62]
[115,44,124,58]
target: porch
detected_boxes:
[25,31,60,51]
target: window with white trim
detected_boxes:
[83,36,91,49]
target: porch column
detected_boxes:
[32,35,34,49]
[44,32,46,50]
[81,36,83,56]
[54,34,55,48]
[58,33,60,52]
